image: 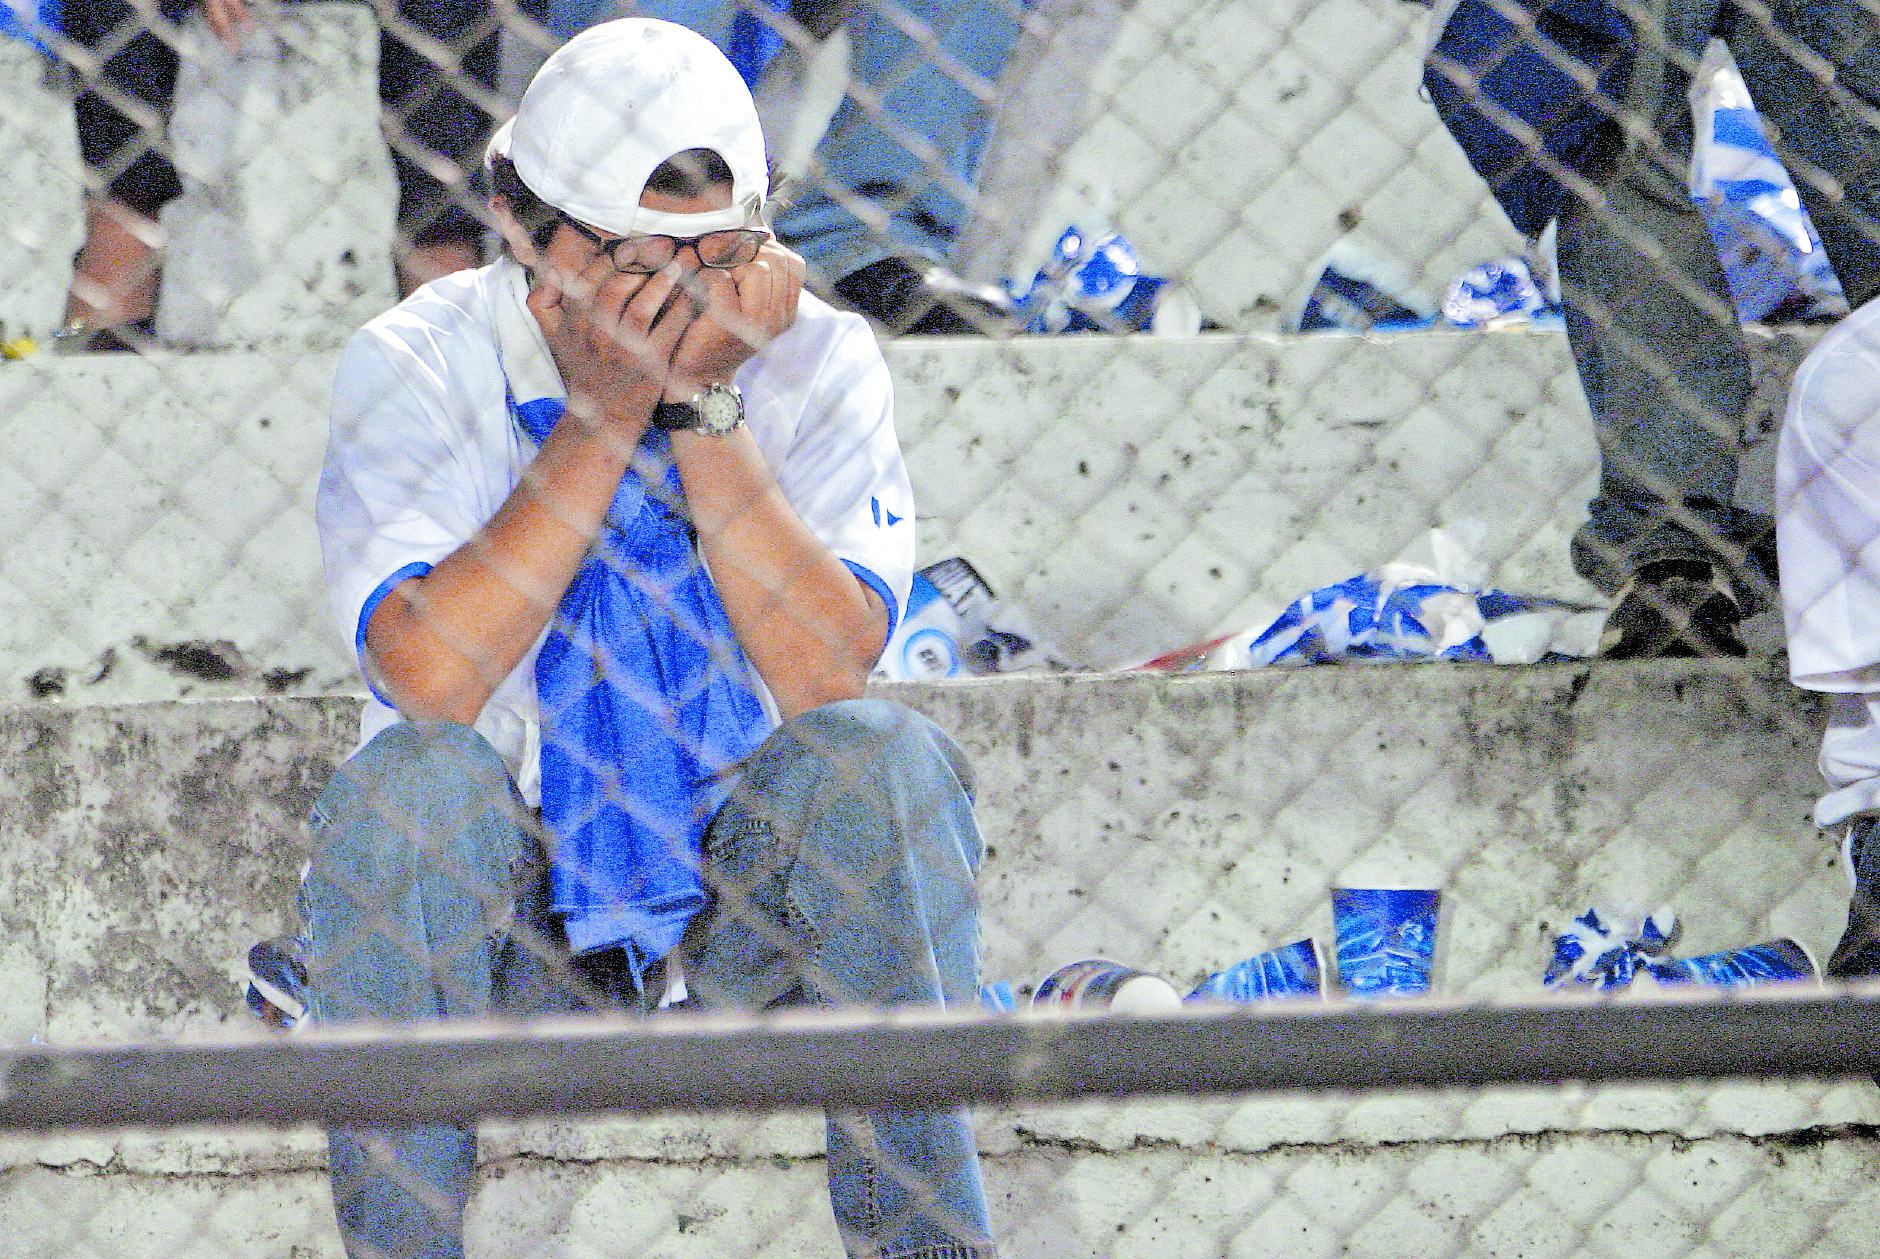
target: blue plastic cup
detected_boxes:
[1188,939,1323,1003]
[1643,938,1817,989]
[1332,888,1441,997]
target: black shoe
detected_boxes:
[51,315,156,354]
[832,257,1011,335]
[243,936,310,1032]
[1829,816,1880,981]
[1599,558,1747,659]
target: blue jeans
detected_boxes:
[302,700,995,1259]
[1561,0,1880,595]
[546,0,1024,280]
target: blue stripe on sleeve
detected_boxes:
[355,562,434,708]
[843,560,900,647]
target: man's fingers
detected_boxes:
[699,269,757,345]
[527,278,575,355]
[587,269,650,341]
[630,269,688,341]
[526,276,564,321]
[744,241,803,337]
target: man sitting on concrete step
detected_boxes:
[310,19,995,1258]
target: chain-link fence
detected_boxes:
[4,0,1880,1254]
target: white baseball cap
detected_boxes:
[490,18,768,239]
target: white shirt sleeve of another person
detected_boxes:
[755,298,916,641]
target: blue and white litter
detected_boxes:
[874,556,1075,682]
[1442,256,1562,331]
[1544,907,1817,991]
[1188,938,1324,1004]
[1690,45,1847,324]
[1644,938,1817,988]
[1227,566,1604,669]
[1333,888,1441,998]
[1144,522,1607,673]
[1006,226,1203,336]
[1305,45,1844,336]
[1543,907,1680,991]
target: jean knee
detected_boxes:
[315,719,514,822]
[785,699,976,803]
[309,719,532,901]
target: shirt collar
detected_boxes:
[490,255,565,406]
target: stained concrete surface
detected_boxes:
[0,327,1822,706]
[0,665,1840,1044]
[0,669,1873,1255]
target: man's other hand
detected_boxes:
[667,238,804,401]
[530,253,693,434]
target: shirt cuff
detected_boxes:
[355,562,435,708]
[842,560,900,644]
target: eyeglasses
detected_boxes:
[556,211,767,274]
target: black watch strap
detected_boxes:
[651,400,699,432]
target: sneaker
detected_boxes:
[1828,815,1880,981]
[1599,558,1746,659]
[832,257,1013,335]
[244,936,310,1032]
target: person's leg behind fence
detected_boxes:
[302,719,564,1259]
[788,0,1025,331]
[1777,299,1880,983]
[1554,0,1775,655]
[683,698,996,1259]
[1730,0,1880,311]
[382,0,502,293]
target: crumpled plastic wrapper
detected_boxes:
[1543,907,1680,991]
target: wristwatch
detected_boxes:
[652,383,745,437]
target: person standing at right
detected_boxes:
[1427,0,1880,657]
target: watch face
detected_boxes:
[697,385,744,436]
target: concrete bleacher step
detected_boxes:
[1,666,1871,1257]
[0,326,1820,709]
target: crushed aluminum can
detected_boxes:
[874,557,1077,681]
[1033,958,1184,1014]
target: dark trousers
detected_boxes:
[1563,0,1880,597]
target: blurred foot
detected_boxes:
[61,197,161,348]
[244,936,310,1032]
[1830,816,1880,982]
